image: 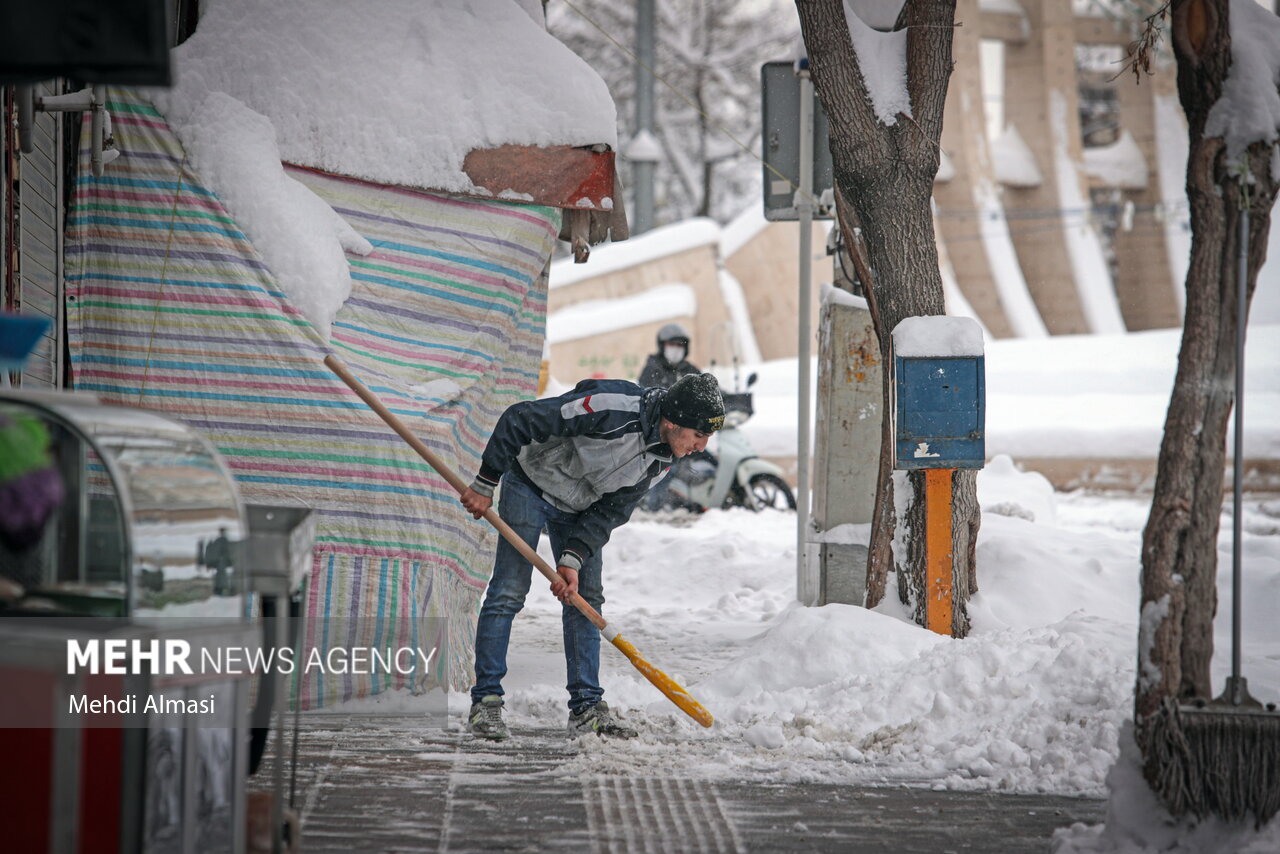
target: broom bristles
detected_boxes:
[1142,697,1280,828]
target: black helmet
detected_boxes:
[656,322,690,348]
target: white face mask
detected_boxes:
[663,344,686,364]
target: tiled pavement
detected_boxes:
[252,715,1104,854]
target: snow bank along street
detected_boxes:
[335,459,1279,803]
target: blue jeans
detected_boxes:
[470,473,605,714]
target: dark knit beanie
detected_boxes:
[660,373,725,433]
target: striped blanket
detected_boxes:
[64,89,558,705]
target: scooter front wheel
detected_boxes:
[748,474,795,511]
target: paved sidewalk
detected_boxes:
[253,715,1104,854]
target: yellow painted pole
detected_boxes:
[924,468,954,636]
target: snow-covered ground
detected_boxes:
[337,314,1280,850]
[441,466,1278,790]
[343,456,1279,850]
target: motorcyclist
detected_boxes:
[638,323,706,511]
[638,323,700,390]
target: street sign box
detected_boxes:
[760,60,833,221]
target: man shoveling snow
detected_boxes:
[460,373,726,740]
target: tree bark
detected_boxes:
[797,0,976,634]
[1137,0,1278,734]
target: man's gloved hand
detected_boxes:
[550,565,578,603]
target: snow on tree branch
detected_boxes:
[842,0,912,126]
[1204,0,1280,161]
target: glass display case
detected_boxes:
[0,390,247,618]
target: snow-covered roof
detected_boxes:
[152,0,617,193]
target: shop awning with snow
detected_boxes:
[152,0,627,257]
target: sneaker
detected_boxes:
[567,701,638,738]
[468,695,510,741]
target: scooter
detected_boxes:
[664,373,796,512]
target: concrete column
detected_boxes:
[1002,0,1125,335]
[934,0,1043,339]
[1109,63,1185,330]
[810,282,881,606]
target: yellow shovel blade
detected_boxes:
[609,633,714,728]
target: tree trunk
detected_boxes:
[797,0,976,634]
[695,67,712,218]
[1136,0,1278,759]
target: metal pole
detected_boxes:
[796,73,814,598]
[289,583,306,810]
[272,597,286,854]
[90,85,105,178]
[633,0,656,234]
[1231,204,1248,702]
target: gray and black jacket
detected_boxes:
[469,379,673,571]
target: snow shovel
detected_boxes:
[325,355,714,728]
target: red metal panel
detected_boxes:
[1,666,56,854]
[79,673,125,854]
[463,145,616,212]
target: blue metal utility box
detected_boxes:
[893,354,986,470]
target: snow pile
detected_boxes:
[1204,0,1280,160]
[154,0,616,193]
[1051,724,1280,854]
[978,453,1056,525]
[842,0,910,125]
[156,91,372,339]
[448,462,1279,804]
[699,605,1130,794]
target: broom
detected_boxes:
[324,355,714,728]
[1144,192,1280,827]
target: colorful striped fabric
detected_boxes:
[64,89,558,706]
